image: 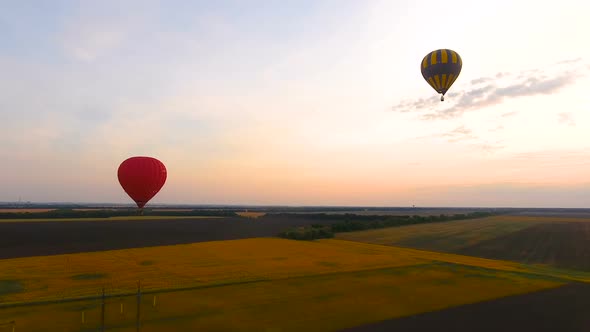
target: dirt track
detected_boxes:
[340,283,590,332]
[0,216,332,259]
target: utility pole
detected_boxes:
[101,287,105,332]
[0,321,15,332]
[136,280,141,332]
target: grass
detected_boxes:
[0,216,223,223]
[70,273,108,281]
[0,262,564,332]
[139,260,155,266]
[0,280,24,296]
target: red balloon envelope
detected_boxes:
[117,156,167,209]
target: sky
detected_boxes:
[1,0,590,207]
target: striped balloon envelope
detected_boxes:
[420,49,462,101]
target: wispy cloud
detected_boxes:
[558,112,576,126]
[469,142,505,153]
[392,59,588,120]
[415,125,486,146]
[489,125,505,132]
[414,125,467,140]
[413,124,506,154]
[441,125,477,143]
[501,111,518,118]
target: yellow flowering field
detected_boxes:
[0,238,425,304]
[0,261,564,332]
[0,237,587,307]
[236,212,267,218]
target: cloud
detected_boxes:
[392,59,588,120]
[445,125,471,136]
[470,77,493,85]
[489,125,504,132]
[558,112,576,126]
[470,142,505,153]
[501,111,518,118]
[415,124,506,153]
[415,125,479,144]
[556,58,583,65]
[442,125,477,143]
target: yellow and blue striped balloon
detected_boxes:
[420,49,462,101]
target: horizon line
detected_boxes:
[1,201,590,210]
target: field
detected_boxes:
[337,215,590,271]
[1,212,589,331]
[0,209,55,213]
[0,215,336,259]
[0,216,220,223]
[4,237,586,305]
[342,282,590,332]
[0,238,573,331]
[455,222,590,271]
[236,212,267,218]
[0,238,420,304]
[336,216,543,252]
[291,208,488,216]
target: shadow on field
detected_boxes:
[340,283,590,332]
[0,216,333,259]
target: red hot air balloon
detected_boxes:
[117,156,167,211]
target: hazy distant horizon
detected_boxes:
[1,200,589,210]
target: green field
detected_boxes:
[337,215,590,271]
[336,216,539,251]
